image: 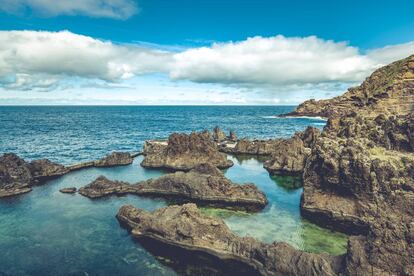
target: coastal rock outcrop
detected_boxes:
[221,139,283,155]
[141,131,233,171]
[299,55,414,274]
[0,153,68,198]
[79,164,267,211]
[212,126,227,142]
[59,187,77,194]
[263,127,320,175]
[94,152,134,167]
[117,203,343,276]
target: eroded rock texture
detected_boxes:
[94,152,134,167]
[263,127,320,175]
[117,203,343,276]
[141,131,233,171]
[300,55,414,275]
[79,164,267,211]
[0,153,68,197]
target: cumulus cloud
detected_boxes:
[0,30,172,90]
[171,35,379,85]
[0,30,413,92]
[0,0,138,19]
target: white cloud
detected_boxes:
[171,35,380,85]
[367,41,414,65]
[0,0,138,19]
[0,30,413,94]
[0,30,172,90]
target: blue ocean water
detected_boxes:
[0,106,327,164]
[0,106,345,276]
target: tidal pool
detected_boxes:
[0,155,347,275]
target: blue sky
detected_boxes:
[0,0,413,105]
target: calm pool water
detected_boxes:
[0,156,347,275]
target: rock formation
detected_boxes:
[79,164,267,211]
[221,138,283,155]
[59,187,77,194]
[299,55,414,274]
[263,127,320,175]
[94,152,134,167]
[141,131,233,171]
[117,203,343,276]
[0,153,68,198]
[212,126,227,142]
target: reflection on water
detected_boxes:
[0,155,347,276]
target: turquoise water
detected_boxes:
[0,106,344,275]
[0,156,347,275]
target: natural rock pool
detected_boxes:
[0,155,347,275]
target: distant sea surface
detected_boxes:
[0,106,327,164]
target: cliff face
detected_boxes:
[300,55,414,275]
[283,55,414,118]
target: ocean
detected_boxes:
[0,106,345,276]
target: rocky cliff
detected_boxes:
[299,55,414,275]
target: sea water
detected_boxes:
[0,106,346,275]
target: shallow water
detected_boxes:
[0,106,347,275]
[0,155,347,275]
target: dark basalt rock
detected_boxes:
[117,203,343,276]
[59,187,77,194]
[212,126,227,142]
[299,55,414,274]
[79,163,267,211]
[141,131,233,171]
[0,153,68,198]
[263,127,320,176]
[94,152,134,167]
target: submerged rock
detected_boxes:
[0,153,68,198]
[59,187,77,194]
[79,164,267,211]
[141,131,233,171]
[117,203,343,276]
[94,152,134,167]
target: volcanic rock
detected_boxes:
[212,126,227,142]
[0,153,68,198]
[79,164,267,211]
[299,55,414,274]
[94,152,134,167]
[141,131,233,171]
[117,203,343,276]
[59,187,77,194]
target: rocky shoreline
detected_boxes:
[117,203,343,276]
[0,151,139,198]
[78,163,267,211]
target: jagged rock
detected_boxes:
[213,126,227,142]
[94,152,134,167]
[117,203,343,276]
[222,139,283,155]
[0,153,33,197]
[263,127,320,175]
[141,131,233,171]
[0,153,68,198]
[298,55,414,274]
[59,187,77,194]
[228,130,238,141]
[143,140,168,155]
[79,164,267,211]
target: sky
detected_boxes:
[0,0,413,105]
